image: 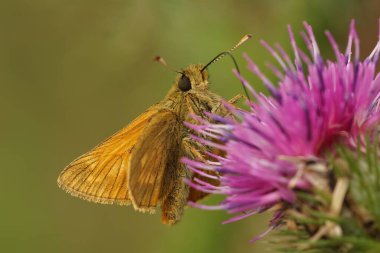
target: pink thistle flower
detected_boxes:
[183,20,380,240]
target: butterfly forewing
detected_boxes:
[57,106,159,205]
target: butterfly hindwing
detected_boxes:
[128,109,180,213]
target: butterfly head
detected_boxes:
[176,64,209,93]
[163,34,252,98]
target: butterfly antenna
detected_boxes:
[154,56,182,74]
[201,34,252,101]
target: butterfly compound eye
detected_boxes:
[178,75,192,92]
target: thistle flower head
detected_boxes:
[183,20,380,240]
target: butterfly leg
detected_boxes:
[211,93,245,116]
[228,93,245,105]
[182,137,219,204]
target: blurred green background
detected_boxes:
[0,0,379,252]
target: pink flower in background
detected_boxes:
[183,20,380,241]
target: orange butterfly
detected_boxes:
[57,35,251,225]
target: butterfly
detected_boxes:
[57,35,251,225]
